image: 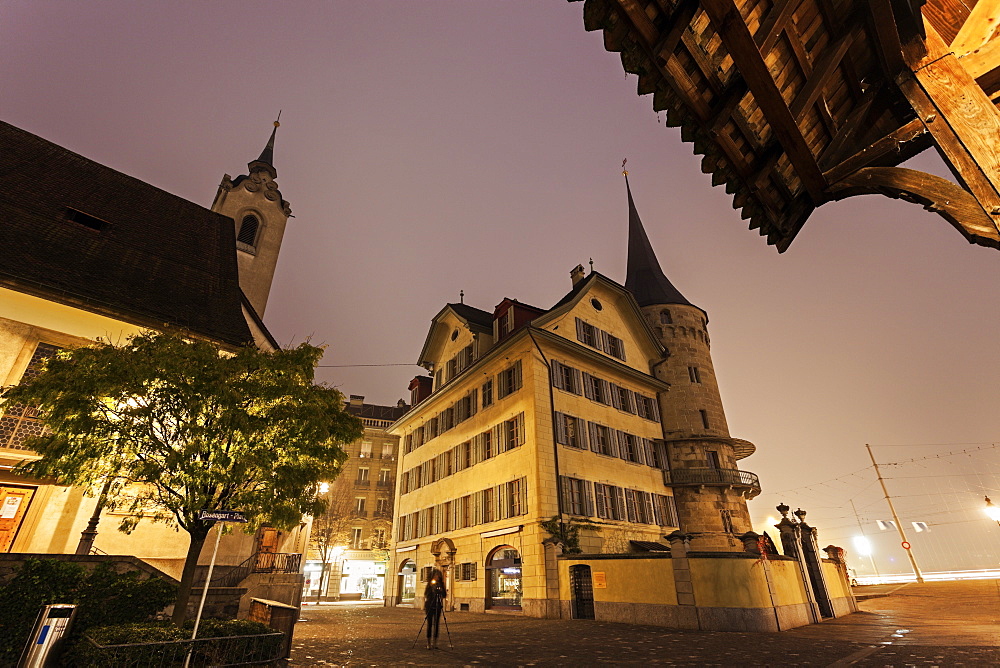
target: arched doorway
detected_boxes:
[398,559,417,605]
[569,564,595,619]
[486,545,522,610]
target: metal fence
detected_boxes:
[79,632,285,667]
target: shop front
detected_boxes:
[302,550,387,602]
[486,546,522,610]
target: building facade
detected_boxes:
[303,395,408,602]
[0,120,298,576]
[385,179,760,617]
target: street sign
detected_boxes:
[901,541,911,550]
[198,510,247,523]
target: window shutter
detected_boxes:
[588,422,600,453]
[609,430,620,458]
[514,359,522,390]
[575,317,585,343]
[471,389,478,415]
[610,384,622,410]
[554,412,566,445]
[584,481,595,517]
[559,476,572,514]
[571,368,582,395]
[625,489,637,522]
[551,361,562,389]
[616,487,627,521]
[601,330,612,354]
[575,417,588,449]
[634,435,646,465]
[642,493,655,525]
[594,483,606,518]
[582,374,594,400]
[650,396,661,421]
[652,494,664,526]
[515,413,525,448]
[471,563,478,581]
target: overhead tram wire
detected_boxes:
[316,363,421,368]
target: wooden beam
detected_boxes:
[791,32,855,121]
[950,0,1000,55]
[899,21,1000,232]
[822,118,929,184]
[700,0,828,202]
[958,34,1000,97]
[867,0,907,75]
[754,0,798,54]
[827,166,1000,248]
[651,0,698,64]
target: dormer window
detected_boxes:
[237,214,260,250]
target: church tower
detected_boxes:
[623,176,759,552]
[211,119,291,317]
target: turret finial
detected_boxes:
[622,157,628,177]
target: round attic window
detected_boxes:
[451,329,459,341]
[591,298,603,311]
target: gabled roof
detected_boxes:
[416,302,493,368]
[0,121,254,347]
[624,176,695,310]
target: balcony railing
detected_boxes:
[662,468,761,497]
[354,479,370,488]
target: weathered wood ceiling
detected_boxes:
[572,0,1000,251]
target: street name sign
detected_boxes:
[198,510,247,523]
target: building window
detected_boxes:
[1,342,61,451]
[458,562,478,581]
[575,318,599,348]
[378,468,391,487]
[502,414,524,452]
[653,494,678,526]
[612,384,634,413]
[426,417,438,439]
[355,497,367,516]
[497,360,522,399]
[381,442,395,459]
[700,410,711,430]
[721,509,735,534]
[359,441,372,458]
[618,432,641,464]
[594,483,624,520]
[237,214,260,247]
[481,487,495,524]
[371,528,387,549]
[660,310,672,324]
[482,379,494,408]
[583,373,609,405]
[498,310,513,338]
[635,394,659,421]
[688,366,701,383]
[356,467,370,486]
[560,476,593,516]
[376,497,390,517]
[588,423,615,457]
[602,332,626,361]
[706,450,721,469]
[552,361,581,395]
[554,413,587,449]
[351,528,363,549]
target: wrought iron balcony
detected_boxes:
[662,468,761,498]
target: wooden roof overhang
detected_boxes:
[572,0,1000,251]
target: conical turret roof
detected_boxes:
[623,176,696,309]
[248,119,279,178]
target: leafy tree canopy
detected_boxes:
[2,331,363,620]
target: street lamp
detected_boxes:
[985,496,1000,526]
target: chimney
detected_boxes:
[349,394,364,408]
[408,376,433,406]
[397,398,408,408]
[570,264,586,286]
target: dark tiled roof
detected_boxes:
[446,302,493,329]
[346,402,410,421]
[0,121,253,346]
[623,177,694,309]
[630,540,670,552]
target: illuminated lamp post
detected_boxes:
[985,496,1000,527]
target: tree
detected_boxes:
[1,331,362,623]
[538,516,601,554]
[308,482,356,600]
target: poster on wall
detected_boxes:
[593,571,607,588]
[0,496,21,519]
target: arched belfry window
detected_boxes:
[237,214,260,248]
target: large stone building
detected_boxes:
[0,120,299,576]
[385,177,762,617]
[303,395,408,602]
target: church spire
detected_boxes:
[249,114,280,178]
[622,168,695,308]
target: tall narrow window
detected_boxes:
[688,367,701,383]
[660,310,672,324]
[699,409,711,430]
[237,215,260,247]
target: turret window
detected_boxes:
[659,310,672,324]
[237,214,260,248]
[688,366,701,383]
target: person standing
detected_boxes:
[423,569,447,649]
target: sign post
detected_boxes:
[183,510,247,668]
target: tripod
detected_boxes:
[409,592,453,650]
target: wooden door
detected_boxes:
[0,486,35,552]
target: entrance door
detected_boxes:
[399,560,416,604]
[569,564,595,619]
[487,546,522,610]
[0,486,35,552]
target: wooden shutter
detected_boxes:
[551,361,563,389]
[575,317,585,343]
[601,330,612,354]
[513,360,522,391]
[588,422,601,454]
[583,481,595,517]
[559,476,572,514]
[515,413,525,448]
[608,429,620,458]
[582,373,594,400]
[554,412,566,445]
[594,483,606,518]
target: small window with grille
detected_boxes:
[237,215,260,249]
[1,343,60,452]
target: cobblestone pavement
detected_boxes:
[290,580,1000,666]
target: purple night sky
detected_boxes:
[4,1,999,570]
